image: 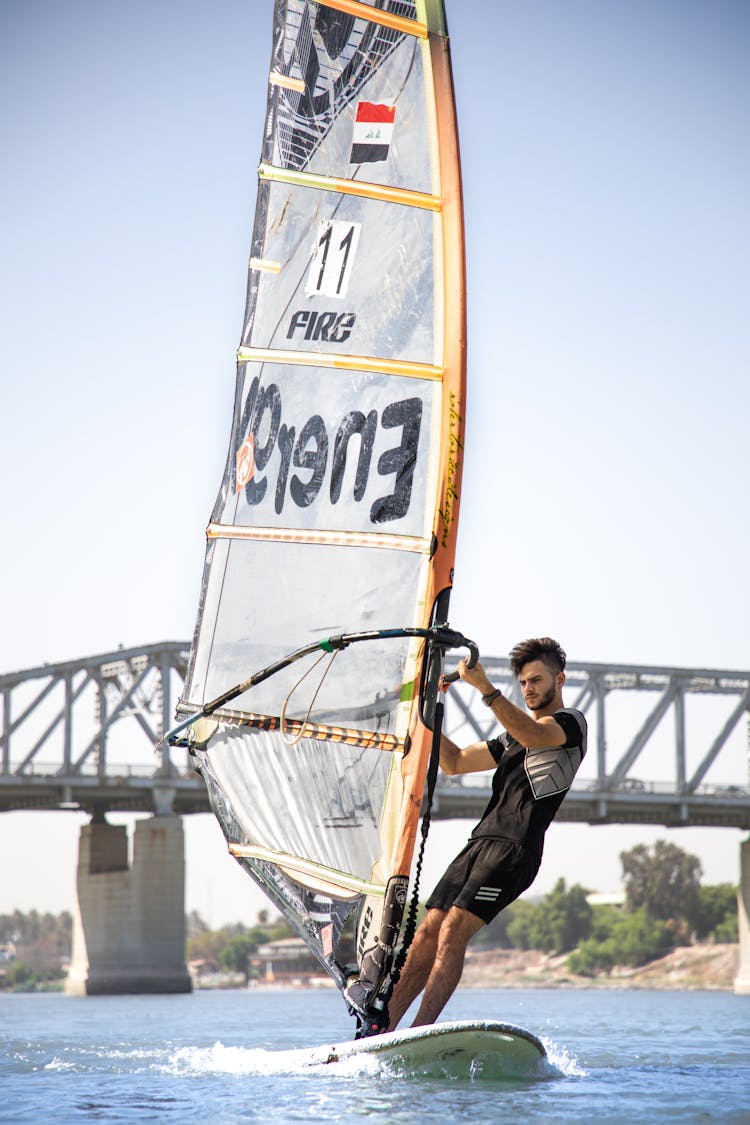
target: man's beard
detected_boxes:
[528,682,556,712]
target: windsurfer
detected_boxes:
[386,637,587,1031]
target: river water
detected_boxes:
[2,986,748,1122]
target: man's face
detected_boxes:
[518,660,559,712]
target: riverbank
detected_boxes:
[462,943,739,990]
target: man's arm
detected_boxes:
[455,659,567,749]
[439,733,496,776]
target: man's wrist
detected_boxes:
[481,688,503,707]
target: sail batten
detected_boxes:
[315,0,428,39]
[178,0,465,1029]
[257,161,442,209]
[206,521,433,554]
[235,346,443,379]
[228,843,387,898]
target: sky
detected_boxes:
[1,0,748,927]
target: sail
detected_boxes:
[176,0,466,1026]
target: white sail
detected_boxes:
[175,0,466,1030]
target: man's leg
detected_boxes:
[409,905,484,1028]
[387,908,446,1031]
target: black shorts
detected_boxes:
[425,837,541,924]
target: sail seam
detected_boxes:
[258,162,441,211]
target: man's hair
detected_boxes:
[509,637,567,678]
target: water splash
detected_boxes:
[44,1058,78,1072]
[167,1042,382,1079]
[541,1038,588,1078]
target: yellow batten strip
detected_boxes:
[236,345,443,381]
[269,71,306,93]
[191,704,405,751]
[207,521,432,555]
[228,842,386,898]
[316,0,428,39]
[258,162,440,212]
[248,257,281,273]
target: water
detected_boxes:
[2,987,749,1123]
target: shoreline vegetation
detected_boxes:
[0,942,737,995]
[1,840,741,993]
[189,941,739,993]
[461,942,739,991]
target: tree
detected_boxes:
[567,908,672,976]
[540,880,593,953]
[220,933,258,982]
[504,880,592,954]
[186,911,210,938]
[621,840,702,927]
[505,900,540,950]
[694,884,738,942]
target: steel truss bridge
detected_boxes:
[1,642,748,829]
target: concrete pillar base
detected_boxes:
[66,816,191,996]
[734,836,750,995]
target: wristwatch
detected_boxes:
[482,688,503,707]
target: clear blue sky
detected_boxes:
[1,0,748,925]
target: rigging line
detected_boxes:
[280,648,339,746]
[392,27,418,102]
[389,697,444,991]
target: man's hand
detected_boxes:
[455,657,495,697]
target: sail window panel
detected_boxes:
[202,724,393,883]
[244,183,435,365]
[187,537,425,730]
[267,1,429,191]
[219,360,437,539]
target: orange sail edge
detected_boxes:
[387,25,468,890]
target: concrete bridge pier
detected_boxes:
[735,836,750,995]
[66,813,191,995]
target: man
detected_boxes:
[387,636,587,1031]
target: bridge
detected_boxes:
[2,642,748,825]
[1,641,749,993]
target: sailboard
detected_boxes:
[170,0,469,1034]
[287,1020,548,1080]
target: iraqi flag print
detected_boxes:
[350,102,396,164]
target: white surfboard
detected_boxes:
[293,1019,547,1080]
